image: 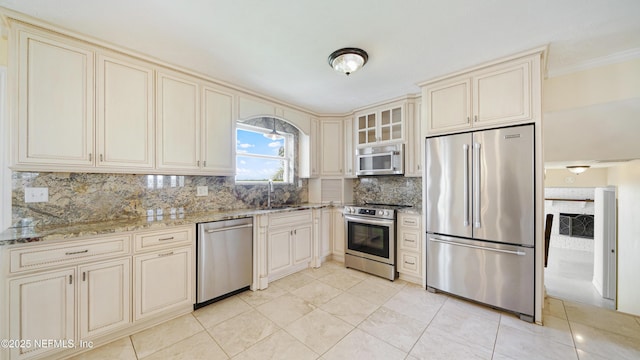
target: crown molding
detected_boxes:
[548,48,640,78]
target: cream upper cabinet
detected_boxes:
[96,52,155,169]
[201,85,236,175]
[343,116,356,178]
[310,117,320,177]
[355,102,404,147]
[423,56,534,135]
[320,119,344,176]
[405,98,422,177]
[156,69,201,171]
[238,95,277,120]
[157,71,237,175]
[14,23,94,167]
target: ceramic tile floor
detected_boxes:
[545,246,615,309]
[70,261,640,360]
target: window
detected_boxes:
[236,122,293,183]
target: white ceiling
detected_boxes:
[1,0,639,114]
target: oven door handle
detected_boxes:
[344,215,394,227]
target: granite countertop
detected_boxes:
[0,203,330,246]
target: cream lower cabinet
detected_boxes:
[133,247,193,321]
[8,258,131,360]
[133,226,194,321]
[3,226,194,360]
[332,208,345,262]
[397,212,423,284]
[267,210,313,281]
[79,258,131,339]
[9,269,76,360]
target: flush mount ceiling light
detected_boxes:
[328,47,368,76]
[566,165,590,175]
[263,118,283,140]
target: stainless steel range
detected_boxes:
[344,204,402,280]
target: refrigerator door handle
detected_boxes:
[429,237,526,256]
[473,142,481,228]
[463,144,470,227]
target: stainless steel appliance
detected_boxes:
[344,204,401,280]
[196,217,253,309]
[356,143,404,176]
[425,124,535,322]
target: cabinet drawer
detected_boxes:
[269,210,312,228]
[399,229,421,252]
[399,214,420,228]
[134,226,193,252]
[398,252,421,276]
[10,235,130,273]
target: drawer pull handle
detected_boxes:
[69,275,73,284]
[158,237,175,241]
[405,239,415,242]
[404,220,417,225]
[65,249,89,256]
[82,272,86,282]
[158,251,174,257]
[404,260,416,265]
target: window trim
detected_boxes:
[235,122,294,184]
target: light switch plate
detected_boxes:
[25,187,48,203]
[196,186,208,196]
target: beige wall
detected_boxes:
[606,160,640,316]
[544,59,640,112]
[0,37,6,66]
[544,168,608,188]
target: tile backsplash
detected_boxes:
[354,176,422,208]
[12,172,307,227]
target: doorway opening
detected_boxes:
[543,186,616,310]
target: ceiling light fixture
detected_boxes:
[328,47,368,76]
[263,118,283,140]
[566,165,590,175]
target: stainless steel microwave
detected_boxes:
[356,144,404,176]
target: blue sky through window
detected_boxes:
[236,128,285,181]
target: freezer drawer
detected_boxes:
[426,234,534,318]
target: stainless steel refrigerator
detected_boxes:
[425,124,535,322]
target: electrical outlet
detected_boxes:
[25,187,49,203]
[196,186,208,196]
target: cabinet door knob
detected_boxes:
[88,153,92,161]
[100,154,103,162]
[474,115,478,122]
[467,117,470,123]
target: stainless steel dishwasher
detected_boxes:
[195,217,253,309]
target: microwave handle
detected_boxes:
[357,151,395,159]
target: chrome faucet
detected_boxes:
[267,179,274,208]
